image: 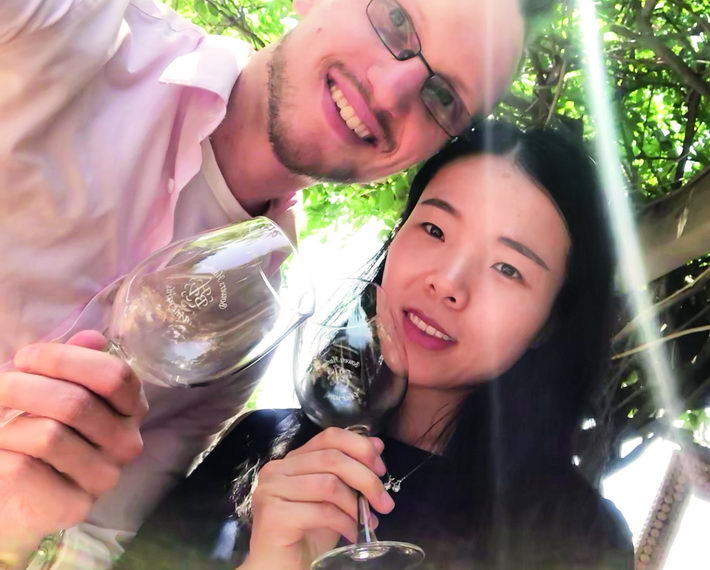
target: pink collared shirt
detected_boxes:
[1,1,295,567]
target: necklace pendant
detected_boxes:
[383,475,402,493]
[383,475,395,491]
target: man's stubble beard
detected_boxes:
[267,33,359,183]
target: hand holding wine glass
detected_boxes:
[293,280,425,569]
[242,428,393,570]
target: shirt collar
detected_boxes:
[200,137,249,221]
[159,34,253,103]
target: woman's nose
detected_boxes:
[424,269,470,310]
[367,56,429,117]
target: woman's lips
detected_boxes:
[402,309,456,351]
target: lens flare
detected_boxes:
[576,0,681,425]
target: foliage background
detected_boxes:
[170,0,709,484]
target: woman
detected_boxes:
[117,122,634,569]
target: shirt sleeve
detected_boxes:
[0,0,131,158]
[0,1,128,45]
[0,0,72,44]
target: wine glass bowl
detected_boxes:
[110,217,314,388]
[0,217,313,427]
[294,280,407,433]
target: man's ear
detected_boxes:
[293,0,316,17]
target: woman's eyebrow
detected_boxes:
[420,198,460,217]
[499,236,549,271]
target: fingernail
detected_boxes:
[375,456,386,476]
[371,437,385,453]
[380,491,395,512]
[14,346,38,369]
[369,514,379,529]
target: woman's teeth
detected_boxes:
[408,312,453,342]
[329,84,374,142]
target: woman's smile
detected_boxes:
[402,308,456,350]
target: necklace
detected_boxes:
[382,452,435,493]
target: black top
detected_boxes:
[117,409,634,570]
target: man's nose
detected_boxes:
[367,56,429,116]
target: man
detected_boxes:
[0,0,528,567]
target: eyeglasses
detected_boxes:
[366,0,472,137]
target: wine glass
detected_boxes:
[0,216,314,426]
[293,279,425,570]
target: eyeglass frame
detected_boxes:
[365,0,473,138]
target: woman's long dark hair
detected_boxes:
[233,120,616,544]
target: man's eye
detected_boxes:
[422,222,444,240]
[435,86,454,108]
[389,7,407,28]
[423,81,457,111]
[492,262,522,280]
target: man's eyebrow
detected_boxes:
[499,237,550,271]
[420,198,461,217]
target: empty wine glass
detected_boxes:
[293,279,425,570]
[0,217,314,426]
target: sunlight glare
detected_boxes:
[576,0,682,430]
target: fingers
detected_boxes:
[272,449,394,515]
[257,470,360,521]
[255,498,359,545]
[0,450,93,534]
[288,427,387,477]
[13,339,148,418]
[65,330,109,352]
[0,416,121,497]
[0,371,143,465]
[262,428,393,516]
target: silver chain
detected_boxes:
[382,453,435,493]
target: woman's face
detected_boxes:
[382,153,571,390]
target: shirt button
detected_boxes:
[167,178,175,194]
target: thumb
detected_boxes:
[65,330,108,351]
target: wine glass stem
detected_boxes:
[346,425,379,544]
[356,492,378,543]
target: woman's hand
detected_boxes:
[240,427,394,570]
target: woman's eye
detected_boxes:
[421,222,444,241]
[492,262,522,280]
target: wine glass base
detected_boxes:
[311,540,425,569]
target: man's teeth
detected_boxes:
[408,313,453,341]
[329,84,373,141]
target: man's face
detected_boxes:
[267,0,524,183]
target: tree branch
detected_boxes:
[612,325,710,360]
[613,266,710,343]
[545,55,569,126]
[206,0,266,48]
[674,89,702,188]
[634,4,710,97]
